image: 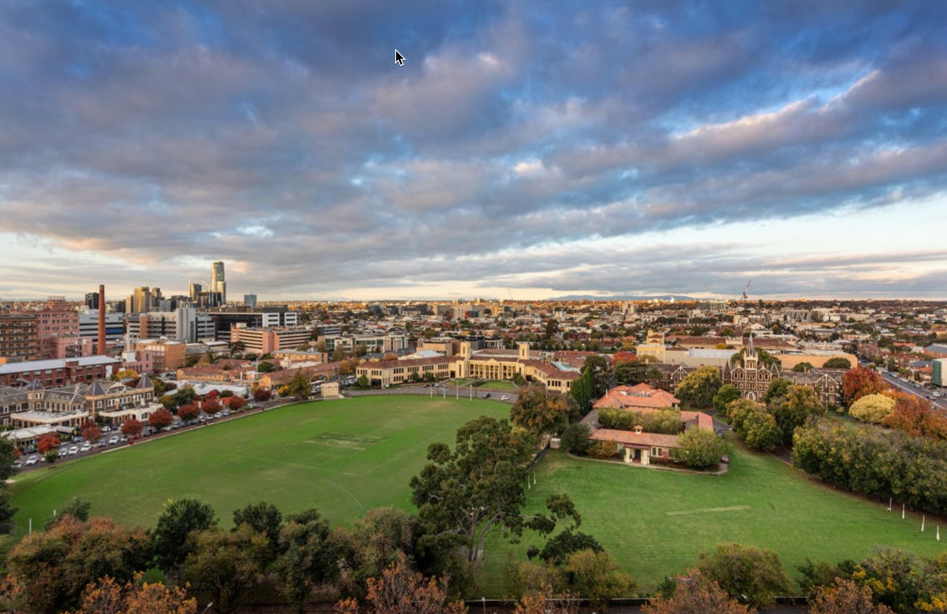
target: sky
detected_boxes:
[2,1,947,302]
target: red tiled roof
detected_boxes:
[594,383,680,409]
[590,428,682,449]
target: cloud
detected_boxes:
[2,1,947,299]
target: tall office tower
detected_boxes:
[244,294,258,308]
[189,281,202,302]
[127,286,153,314]
[85,292,100,310]
[211,261,226,304]
[98,285,106,355]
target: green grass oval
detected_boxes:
[9,396,509,535]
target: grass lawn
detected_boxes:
[9,396,508,537]
[477,446,947,595]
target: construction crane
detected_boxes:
[741,280,752,306]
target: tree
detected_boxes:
[769,385,825,446]
[37,432,62,454]
[883,394,947,439]
[511,384,572,437]
[121,418,143,437]
[793,362,815,372]
[842,366,886,406]
[177,403,200,422]
[357,374,370,388]
[824,357,853,369]
[334,553,467,614]
[202,398,222,414]
[181,525,269,614]
[148,408,174,430]
[0,437,18,482]
[569,373,595,414]
[643,569,752,614]
[563,549,635,608]
[257,360,275,373]
[532,530,603,567]
[712,385,742,416]
[233,501,283,559]
[278,507,342,613]
[559,423,592,455]
[152,498,217,576]
[67,573,197,614]
[512,584,578,614]
[410,417,572,564]
[0,490,17,534]
[613,361,661,386]
[285,371,311,399]
[158,395,177,412]
[47,497,91,528]
[730,400,780,451]
[5,516,152,614]
[225,395,247,411]
[763,378,792,405]
[80,421,102,443]
[696,543,791,608]
[345,507,423,598]
[581,355,612,398]
[253,386,273,402]
[675,366,722,408]
[672,428,729,469]
[809,578,894,614]
[849,394,896,424]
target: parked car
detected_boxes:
[482,393,491,398]
[25,455,39,466]
[80,442,92,452]
[12,460,22,469]
[68,446,79,455]
[500,395,510,401]
[222,409,230,417]
[108,436,119,445]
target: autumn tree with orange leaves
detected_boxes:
[334,554,467,614]
[66,573,197,614]
[842,366,885,406]
[643,569,753,614]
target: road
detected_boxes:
[879,371,946,410]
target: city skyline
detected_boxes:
[2,2,947,301]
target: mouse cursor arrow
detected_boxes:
[395,49,405,66]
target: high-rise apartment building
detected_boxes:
[244,294,258,308]
[211,261,226,304]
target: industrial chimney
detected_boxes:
[98,285,106,355]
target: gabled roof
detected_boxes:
[25,379,44,391]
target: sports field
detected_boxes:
[9,396,508,536]
[478,445,947,593]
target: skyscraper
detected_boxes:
[211,261,226,305]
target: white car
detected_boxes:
[500,395,510,401]
[108,435,119,445]
[80,442,92,452]
[68,446,79,455]
[25,455,39,466]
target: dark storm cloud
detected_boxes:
[2,0,947,297]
